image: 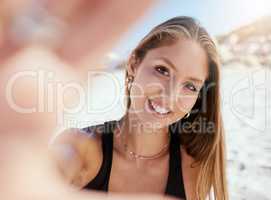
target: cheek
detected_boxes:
[130,81,145,105]
[129,78,149,110]
[175,94,198,113]
[129,69,166,110]
[133,68,163,95]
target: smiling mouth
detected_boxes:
[147,98,172,116]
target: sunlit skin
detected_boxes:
[0,0,155,70]
[127,38,208,131]
[51,37,209,199]
[116,37,209,157]
[107,38,209,196]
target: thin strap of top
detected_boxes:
[166,129,186,199]
[82,121,113,191]
[82,120,186,199]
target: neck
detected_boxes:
[115,113,170,159]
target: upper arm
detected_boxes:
[49,128,102,185]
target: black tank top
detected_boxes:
[81,120,186,200]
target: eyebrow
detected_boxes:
[157,57,205,84]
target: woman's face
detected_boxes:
[128,38,209,128]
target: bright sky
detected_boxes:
[111,0,271,58]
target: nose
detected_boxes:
[159,81,177,111]
[166,78,187,111]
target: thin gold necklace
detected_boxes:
[114,119,171,160]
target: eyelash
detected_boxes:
[154,65,170,77]
[184,82,198,92]
[154,65,198,92]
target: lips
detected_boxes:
[147,98,171,115]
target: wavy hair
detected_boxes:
[122,16,228,200]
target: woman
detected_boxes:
[50,16,228,200]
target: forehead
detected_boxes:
[143,38,209,80]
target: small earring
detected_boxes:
[184,112,190,119]
[127,75,134,91]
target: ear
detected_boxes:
[126,53,140,76]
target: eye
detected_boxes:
[154,65,170,77]
[185,82,198,92]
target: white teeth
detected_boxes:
[150,100,170,114]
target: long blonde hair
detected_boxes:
[123,16,228,200]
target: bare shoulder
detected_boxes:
[49,125,104,187]
[52,126,102,153]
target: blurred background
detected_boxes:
[0,0,270,199]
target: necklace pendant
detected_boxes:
[129,151,137,160]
